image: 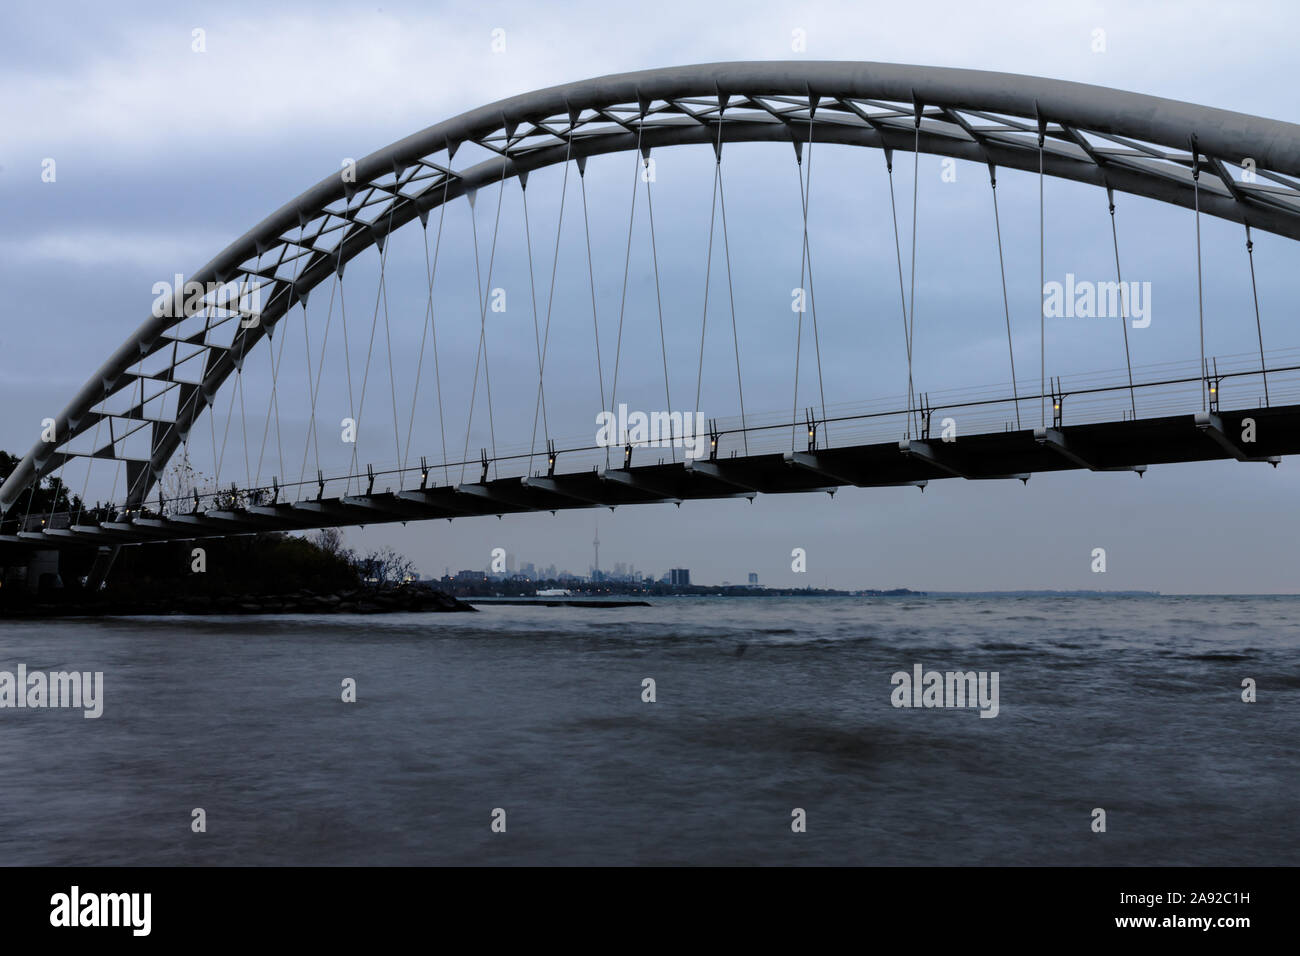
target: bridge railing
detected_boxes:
[4,350,1298,538]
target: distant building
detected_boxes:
[670,568,691,587]
[748,572,759,585]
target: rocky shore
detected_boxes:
[0,584,477,618]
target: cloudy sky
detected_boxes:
[2,0,1298,592]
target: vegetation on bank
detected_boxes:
[2,445,459,612]
[0,450,82,522]
[0,530,469,614]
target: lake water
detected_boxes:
[0,595,1296,865]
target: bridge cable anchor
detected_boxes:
[1205,357,1223,413]
[1050,377,1067,429]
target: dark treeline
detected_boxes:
[0,450,82,522]
[106,533,362,600]
[2,442,454,614]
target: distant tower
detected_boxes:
[593,518,600,578]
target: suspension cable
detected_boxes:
[716,136,749,453]
[907,102,921,438]
[1245,224,1270,406]
[578,166,607,440]
[802,109,829,446]
[884,151,914,438]
[520,176,550,470]
[988,167,1021,429]
[348,219,395,492]
[214,358,239,491]
[644,152,675,462]
[403,173,451,484]
[790,143,806,451]
[1192,138,1207,411]
[607,123,644,463]
[253,301,290,489]
[297,267,337,493]
[77,381,108,521]
[337,245,357,492]
[215,256,260,494]
[1107,189,1137,420]
[376,206,404,487]
[255,225,307,488]
[527,135,574,477]
[696,122,723,450]
[234,266,256,492]
[1038,114,1046,428]
[461,170,507,482]
[237,362,251,492]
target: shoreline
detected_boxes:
[0,585,476,619]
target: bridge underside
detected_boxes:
[2,405,1292,551]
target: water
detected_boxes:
[0,596,1296,866]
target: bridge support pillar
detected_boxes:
[85,545,120,593]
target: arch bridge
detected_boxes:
[3,61,1299,575]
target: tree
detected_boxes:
[310,527,347,557]
[355,546,417,587]
[0,450,83,521]
[158,447,212,515]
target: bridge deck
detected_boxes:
[2,405,1293,550]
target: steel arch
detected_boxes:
[4,60,1300,514]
